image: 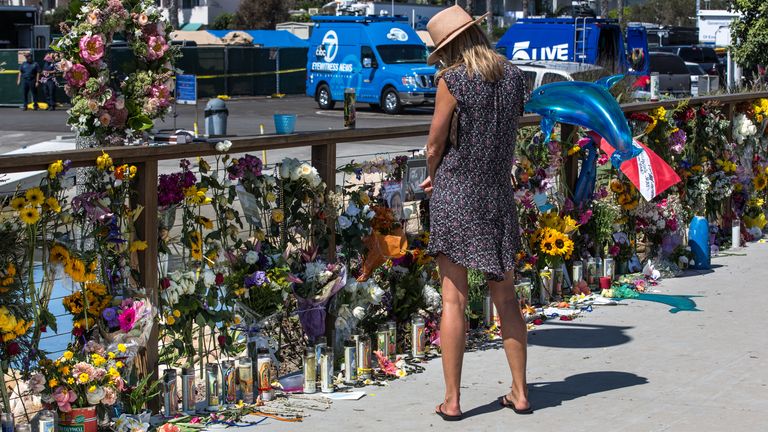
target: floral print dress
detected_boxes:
[427,62,527,281]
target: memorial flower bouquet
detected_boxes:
[27,342,126,413]
[52,0,177,144]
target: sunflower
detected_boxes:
[9,197,26,211]
[19,206,40,225]
[65,258,87,283]
[25,188,45,206]
[48,160,64,179]
[540,211,562,230]
[622,199,640,211]
[271,209,285,223]
[49,244,70,264]
[539,228,559,256]
[610,179,626,194]
[96,151,113,171]
[195,216,214,230]
[754,174,767,192]
[548,230,573,257]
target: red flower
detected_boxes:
[217,335,227,348]
[72,325,85,337]
[629,112,653,123]
[533,318,544,326]
[160,277,170,289]
[6,342,20,356]
[215,273,224,285]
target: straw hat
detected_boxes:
[426,5,490,65]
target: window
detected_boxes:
[361,46,377,68]
[650,54,689,74]
[376,45,428,64]
[541,72,567,84]
[182,0,201,8]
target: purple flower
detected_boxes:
[668,129,687,154]
[244,271,267,288]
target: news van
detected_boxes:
[306,15,437,114]
[496,17,650,76]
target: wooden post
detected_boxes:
[725,102,735,142]
[561,124,579,196]
[312,143,337,262]
[134,158,160,408]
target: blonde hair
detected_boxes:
[435,26,506,82]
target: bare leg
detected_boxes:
[434,254,468,416]
[489,270,530,411]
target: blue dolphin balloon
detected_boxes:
[524,76,642,169]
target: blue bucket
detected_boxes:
[274,114,297,134]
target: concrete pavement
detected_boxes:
[246,243,768,432]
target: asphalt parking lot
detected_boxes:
[0,95,433,155]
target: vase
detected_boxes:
[688,216,711,270]
[616,260,629,275]
[58,406,98,432]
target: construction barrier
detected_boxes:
[0,46,309,107]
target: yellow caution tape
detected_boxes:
[195,67,306,80]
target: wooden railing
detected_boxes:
[1,91,766,376]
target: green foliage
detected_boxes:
[730,0,768,68]
[211,13,236,30]
[627,0,696,26]
[44,6,72,34]
[123,374,161,415]
[234,0,291,30]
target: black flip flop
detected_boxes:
[435,403,463,421]
[499,395,533,415]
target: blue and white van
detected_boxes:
[306,15,437,114]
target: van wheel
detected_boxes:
[381,88,403,114]
[316,84,335,110]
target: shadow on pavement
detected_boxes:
[527,323,633,349]
[671,264,723,278]
[528,371,649,411]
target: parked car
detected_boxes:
[655,45,724,82]
[510,60,609,90]
[686,62,707,97]
[645,52,691,97]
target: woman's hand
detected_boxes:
[420,177,433,196]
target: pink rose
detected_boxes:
[151,85,171,107]
[72,362,96,380]
[65,63,89,87]
[79,34,105,63]
[114,97,125,110]
[137,13,149,26]
[57,59,72,72]
[146,35,169,61]
[92,368,107,381]
[98,112,112,127]
[101,387,117,406]
[87,11,100,26]
[53,387,77,413]
[609,244,620,257]
[118,307,136,332]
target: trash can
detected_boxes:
[204,98,228,136]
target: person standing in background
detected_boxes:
[17,52,40,111]
[41,52,58,111]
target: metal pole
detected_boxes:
[727,49,733,93]
[276,49,281,95]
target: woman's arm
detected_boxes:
[425,78,457,185]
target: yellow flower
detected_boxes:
[254,230,266,242]
[64,258,87,283]
[173,309,181,318]
[652,106,667,119]
[25,188,44,206]
[195,216,214,230]
[78,373,90,384]
[116,361,124,369]
[60,366,71,376]
[108,367,119,379]
[91,354,106,367]
[48,378,58,388]
[754,174,768,191]
[96,151,113,171]
[567,145,581,156]
[88,385,97,393]
[67,378,74,385]
[184,186,211,205]
[129,240,148,252]
[166,315,176,325]
[45,197,61,213]
[9,197,26,211]
[271,209,285,223]
[265,192,276,203]
[561,215,579,234]
[48,160,64,179]
[129,165,138,178]
[108,352,116,359]
[610,179,626,194]
[19,206,40,225]
[117,343,126,353]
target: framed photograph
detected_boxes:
[382,181,404,221]
[403,157,428,201]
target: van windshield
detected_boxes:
[376,45,428,64]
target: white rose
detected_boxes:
[86,386,105,405]
[299,163,313,177]
[369,285,385,304]
[245,251,259,264]
[337,215,352,230]
[215,140,232,152]
[279,162,291,179]
[352,306,366,320]
[290,165,302,181]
